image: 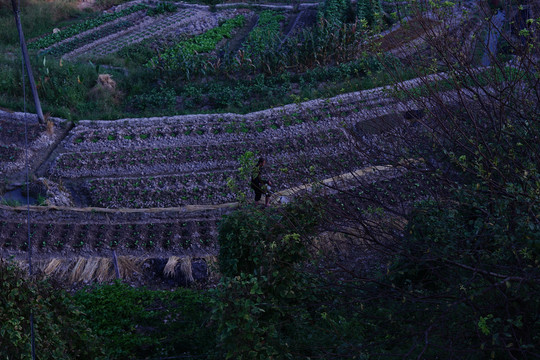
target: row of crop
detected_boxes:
[29,4,148,50]
[79,148,365,209]
[149,10,285,74]
[84,171,237,208]
[146,14,246,70]
[318,0,351,25]
[53,129,346,175]
[0,145,21,163]
[0,219,217,251]
[242,11,284,62]
[65,110,350,148]
[43,20,136,57]
[79,8,197,59]
[357,0,383,28]
[318,0,383,28]
[0,121,43,145]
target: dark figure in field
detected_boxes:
[251,157,272,206]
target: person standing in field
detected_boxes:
[250,157,272,206]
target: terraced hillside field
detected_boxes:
[0,74,436,279]
[0,0,490,286]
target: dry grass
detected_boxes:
[313,216,408,258]
[164,256,196,282]
[43,258,62,275]
[70,257,87,282]
[163,256,180,278]
[8,254,219,285]
[96,257,114,282]
[117,255,144,279]
[46,119,55,135]
[81,257,101,281]
[179,257,193,283]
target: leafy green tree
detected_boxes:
[214,202,368,359]
[307,2,540,357]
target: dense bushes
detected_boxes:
[73,282,215,359]
[357,0,381,27]
[318,0,352,26]
[0,260,101,359]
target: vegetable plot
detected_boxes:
[77,8,199,59]
[147,15,246,70]
[44,20,136,57]
[241,11,284,63]
[29,4,148,50]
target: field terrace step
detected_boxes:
[41,79,434,208]
[65,8,196,59]
[39,11,147,56]
[0,203,232,257]
[0,159,417,257]
[67,8,242,60]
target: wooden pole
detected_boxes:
[11,0,45,124]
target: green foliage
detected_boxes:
[218,202,323,278]
[243,11,284,63]
[215,201,368,358]
[73,282,215,359]
[378,186,540,356]
[319,0,352,26]
[116,40,156,66]
[147,2,177,17]
[127,86,176,113]
[222,202,322,271]
[214,202,348,359]
[356,67,540,356]
[35,57,97,120]
[0,198,22,207]
[357,0,381,27]
[0,0,81,47]
[237,150,258,182]
[147,15,245,71]
[226,151,258,203]
[216,205,310,358]
[0,260,102,359]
